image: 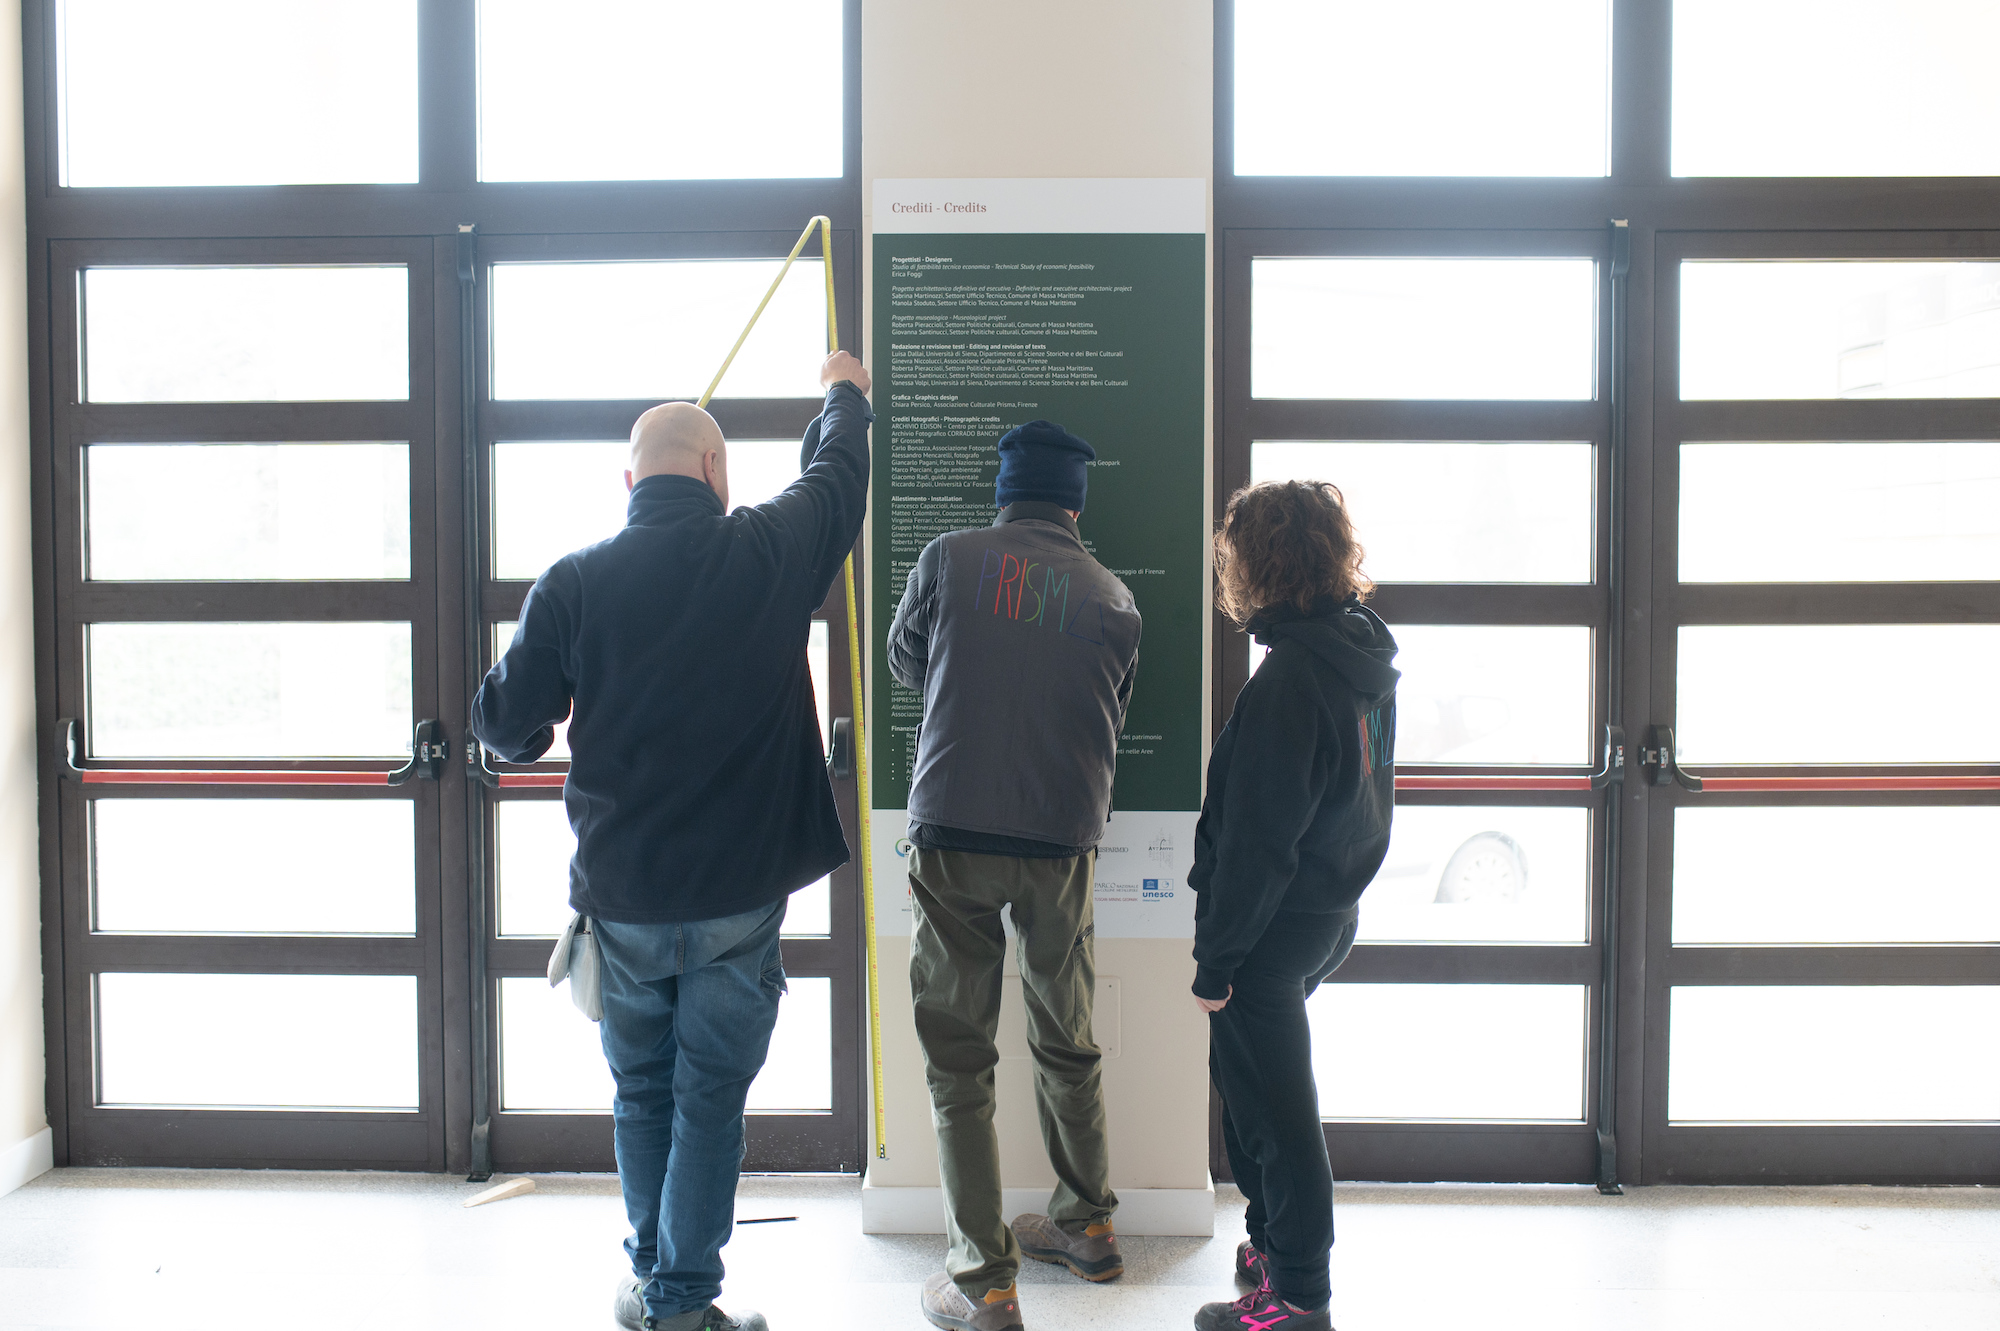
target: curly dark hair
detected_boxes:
[1214,480,1372,627]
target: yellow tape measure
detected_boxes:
[697,216,886,1162]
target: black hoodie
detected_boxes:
[1189,594,1399,1000]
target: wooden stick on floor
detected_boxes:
[462,1178,536,1209]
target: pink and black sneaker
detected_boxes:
[1193,1289,1333,1331]
[1234,1239,1272,1289]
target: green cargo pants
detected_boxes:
[907,846,1118,1299]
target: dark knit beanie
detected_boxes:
[994,419,1094,511]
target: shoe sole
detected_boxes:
[1020,1243,1125,1282]
[922,1308,1021,1331]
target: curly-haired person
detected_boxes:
[1188,479,1399,1331]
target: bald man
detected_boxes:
[472,351,872,1331]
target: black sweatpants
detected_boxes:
[1209,905,1359,1311]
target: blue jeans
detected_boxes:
[595,901,788,1321]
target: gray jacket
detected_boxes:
[887,503,1142,848]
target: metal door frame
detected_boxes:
[1216,225,1622,1185]
[1641,228,2000,1183]
[45,233,449,1168]
[24,0,866,1174]
[465,227,868,1174]
[1212,0,2000,1186]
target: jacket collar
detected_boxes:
[994,501,1080,540]
[1246,592,1355,635]
[627,473,724,525]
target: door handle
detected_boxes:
[828,716,854,779]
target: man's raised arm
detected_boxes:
[780,350,875,600]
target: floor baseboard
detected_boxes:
[0,1127,53,1200]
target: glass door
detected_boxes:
[48,236,449,1168]
[1645,231,2000,1181]
[470,230,867,1173]
[1218,229,1619,1182]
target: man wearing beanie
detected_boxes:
[887,420,1143,1331]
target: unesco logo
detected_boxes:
[1142,877,1172,900]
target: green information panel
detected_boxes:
[869,179,1206,938]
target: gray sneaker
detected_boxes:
[612,1280,769,1331]
[648,1308,768,1331]
[920,1272,1023,1331]
[1012,1212,1124,1282]
[614,1278,645,1331]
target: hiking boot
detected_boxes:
[1012,1212,1124,1281]
[1194,1289,1333,1331]
[920,1272,1023,1330]
[613,1282,769,1331]
[1234,1239,1272,1289]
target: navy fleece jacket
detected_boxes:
[1189,595,1399,1000]
[470,382,872,924]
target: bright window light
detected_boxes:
[1235,0,1611,176]
[57,0,418,187]
[478,0,843,182]
[1253,258,1598,400]
[1673,0,2000,177]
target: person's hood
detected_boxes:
[1250,594,1400,706]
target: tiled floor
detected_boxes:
[0,1169,1994,1330]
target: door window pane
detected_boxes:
[1669,986,2000,1122]
[1310,983,1586,1120]
[57,0,418,187]
[1359,806,1589,944]
[84,267,410,403]
[492,438,802,580]
[97,972,419,1109]
[1254,259,1596,400]
[491,261,826,401]
[477,0,842,182]
[808,618,831,756]
[87,443,411,581]
[1676,625,2000,765]
[1680,442,2000,582]
[94,800,415,935]
[499,975,832,1112]
[87,622,413,758]
[783,879,831,939]
[1674,807,2000,945]
[729,439,808,511]
[1680,262,2000,400]
[498,798,827,938]
[1673,0,2000,177]
[1388,625,1593,765]
[496,800,575,939]
[1236,0,1610,176]
[1253,442,1593,583]
[492,442,627,580]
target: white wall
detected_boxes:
[0,0,52,1200]
[860,0,1215,1230]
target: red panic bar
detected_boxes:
[1693,774,2000,792]
[76,768,398,786]
[1395,774,1595,791]
[494,771,567,787]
